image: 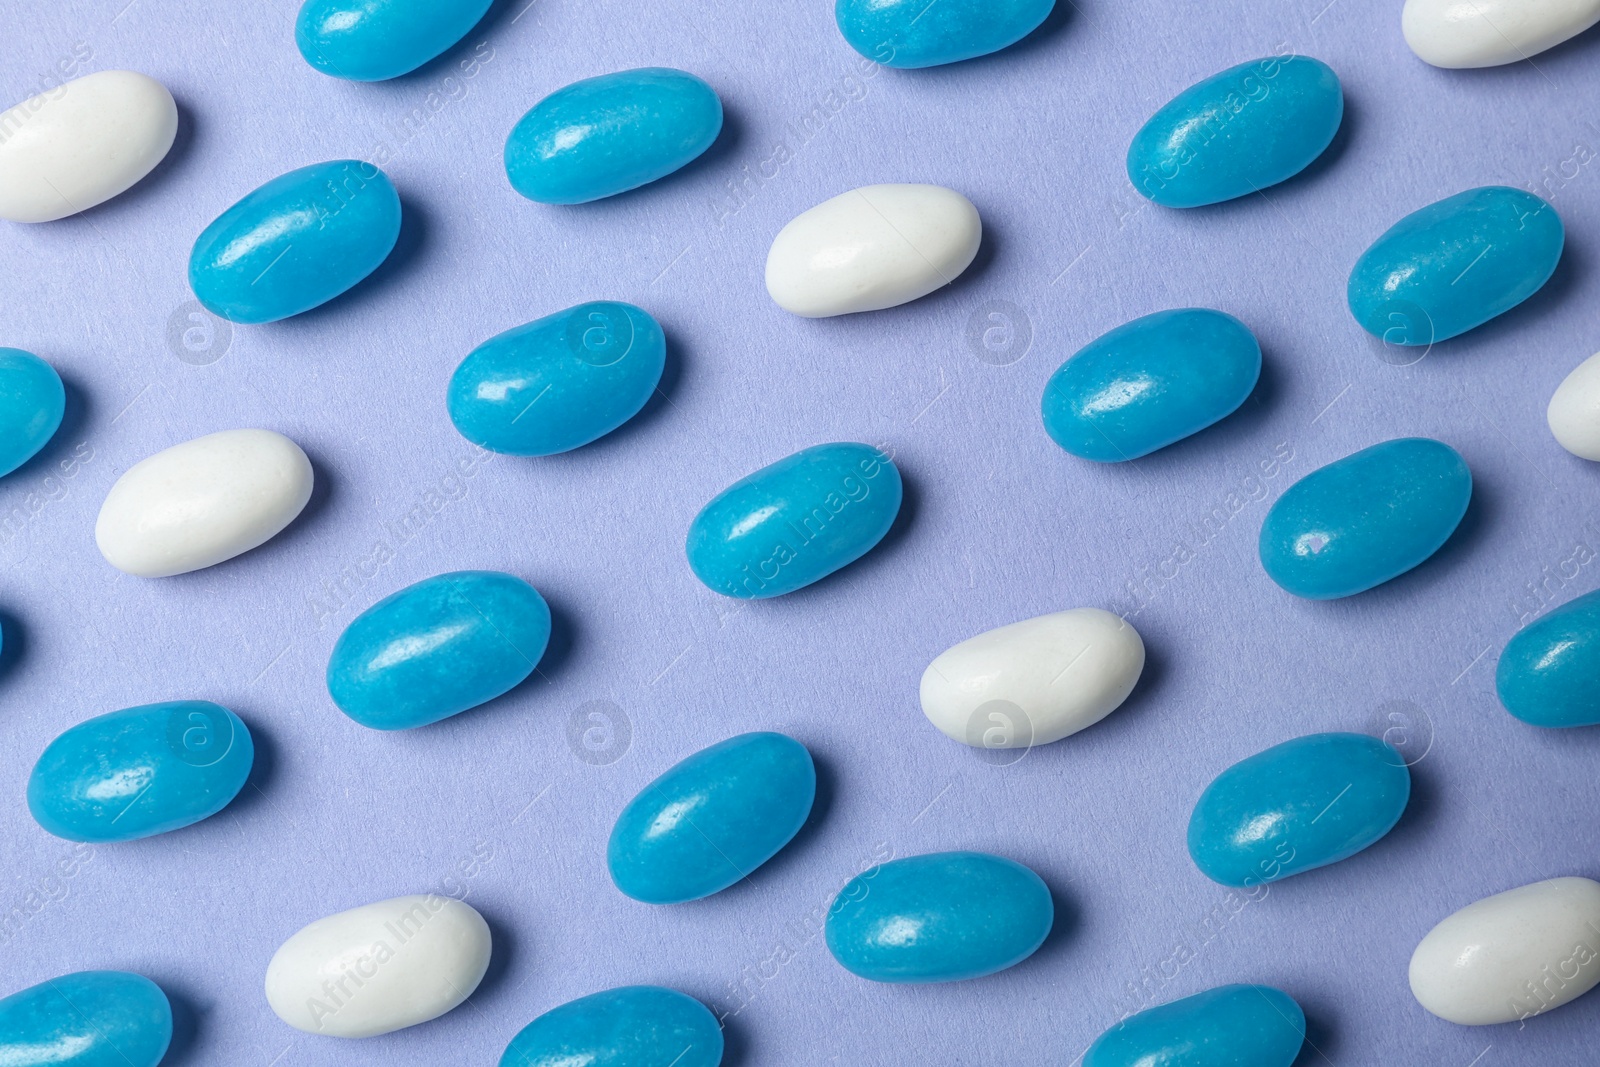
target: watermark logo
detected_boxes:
[965,300,1032,366]
[567,700,631,766]
[166,300,232,365]
[964,699,1032,767]
[565,303,635,367]
[1370,699,1434,767]
[165,703,236,767]
[1371,299,1434,366]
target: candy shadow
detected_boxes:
[1021,882,1079,969]
[1291,1004,1341,1066]
[1130,352,1280,472]
[802,468,921,599]
[1362,757,1440,859]
[546,329,685,459]
[7,376,91,480]
[1439,239,1585,355]
[226,447,335,570]
[467,901,520,1003]
[0,609,26,688]
[218,716,279,822]
[717,1017,752,1067]
[893,0,1075,75]
[730,752,836,893]
[398,0,517,83]
[149,981,205,1066]
[272,194,432,328]
[1266,91,1359,197]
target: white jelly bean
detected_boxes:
[1548,351,1600,460]
[1402,0,1600,68]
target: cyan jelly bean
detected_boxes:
[0,971,171,1067]
[1084,984,1305,1067]
[0,348,64,477]
[499,986,723,1067]
[1041,309,1260,461]
[826,851,1053,983]
[686,442,901,599]
[327,571,550,730]
[505,69,722,205]
[1188,732,1410,887]
[189,160,401,323]
[295,0,493,81]
[27,701,253,842]
[1497,587,1600,727]
[1348,186,1563,345]
[447,302,666,456]
[1128,55,1343,208]
[608,732,815,904]
[834,0,1054,68]
[1259,437,1470,599]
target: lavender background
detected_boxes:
[3,0,1600,1062]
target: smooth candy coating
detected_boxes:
[1410,877,1600,1025]
[834,0,1054,68]
[267,894,490,1037]
[499,986,723,1067]
[1496,587,1600,727]
[686,442,901,599]
[1187,732,1410,887]
[608,732,815,904]
[826,851,1052,983]
[189,160,401,323]
[505,68,722,205]
[0,71,177,223]
[1041,309,1260,460]
[296,0,493,81]
[1347,186,1563,346]
[0,971,171,1067]
[920,608,1144,748]
[328,571,550,730]
[0,348,64,477]
[447,302,666,456]
[1127,56,1343,209]
[1547,351,1600,460]
[1403,0,1600,67]
[766,184,981,317]
[28,701,254,842]
[95,429,313,577]
[1083,984,1305,1067]
[1258,437,1470,599]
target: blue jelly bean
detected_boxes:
[189,160,401,324]
[0,348,64,477]
[686,442,902,599]
[295,0,493,81]
[447,302,666,456]
[608,732,815,904]
[0,971,172,1067]
[499,986,722,1067]
[1188,732,1410,887]
[27,701,253,843]
[1041,309,1260,461]
[1084,984,1305,1067]
[505,68,722,205]
[1348,186,1563,345]
[1496,588,1600,728]
[1128,55,1343,208]
[834,0,1054,68]
[1258,437,1471,599]
[826,851,1053,983]
[327,570,550,731]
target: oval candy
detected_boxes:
[0,971,172,1067]
[765,184,981,317]
[28,701,254,843]
[296,0,493,81]
[825,851,1053,983]
[499,986,723,1067]
[1187,732,1410,887]
[1258,437,1470,599]
[1403,0,1600,67]
[1041,309,1261,460]
[505,68,722,205]
[835,0,1055,68]
[1083,984,1306,1067]
[1496,587,1600,727]
[447,302,666,456]
[328,571,551,730]
[95,429,314,577]
[189,160,401,323]
[608,732,816,904]
[1127,56,1343,209]
[1547,351,1600,460]
[0,71,177,223]
[0,348,64,477]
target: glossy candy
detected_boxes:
[1403,0,1600,67]
[1496,587,1600,727]
[296,0,494,81]
[0,348,64,477]
[826,851,1053,983]
[1083,984,1306,1067]
[1547,351,1600,459]
[499,986,723,1067]
[686,442,902,598]
[834,0,1055,68]
[1187,732,1410,886]
[1347,186,1563,346]
[1127,56,1343,208]
[447,302,666,456]
[1041,309,1260,460]
[189,160,401,323]
[28,701,254,842]
[328,571,550,730]
[1258,437,1471,599]
[505,68,722,205]
[608,732,815,904]
[0,971,171,1067]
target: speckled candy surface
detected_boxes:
[499,986,723,1067]
[295,0,494,81]
[1083,984,1306,1067]
[0,348,63,477]
[834,0,1055,68]
[0,971,172,1067]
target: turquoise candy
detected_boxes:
[1128,55,1343,208]
[27,701,253,843]
[296,0,493,81]
[0,348,64,477]
[1348,186,1563,345]
[834,0,1054,68]
[0,971,171,1067]
[447,302,666,456]
[499,986,722,1067]
[1496,588,1600,728]
[1258,437,1471,599]
[189,160,402,324]
[1040,309,1260,461]
[1187,732,1410,887]
[505,68,722,205]
[608,732,816,904]
[327,570,550,730]
[686,442,902,599]
[825,851,1053,983]
[1084,984,1305,1067]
